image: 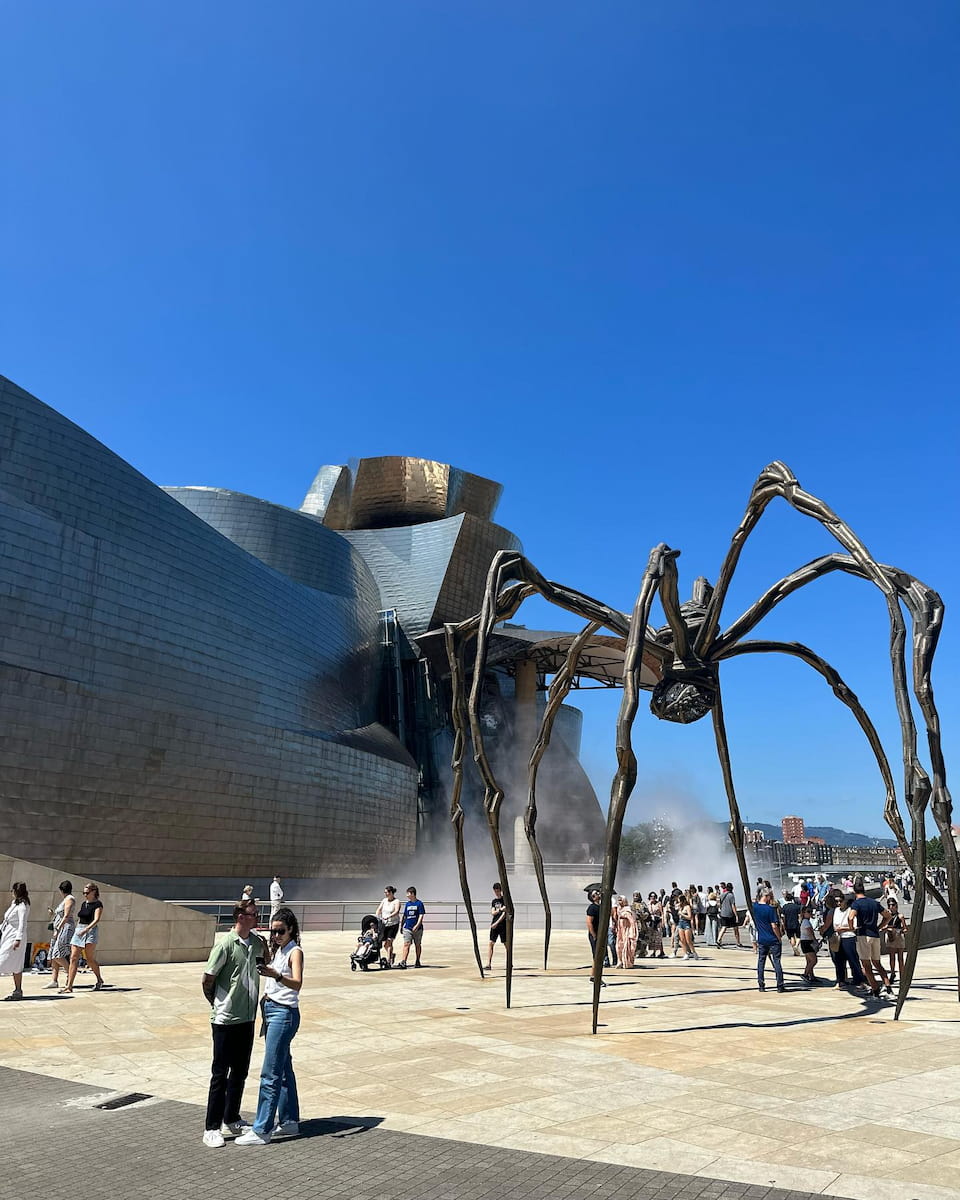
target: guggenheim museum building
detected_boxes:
[0,376,662,898]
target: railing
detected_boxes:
[166,899,595,933]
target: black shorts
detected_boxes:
[800,939,817,954]
[719,916,736,928]
[489,924,507,943]
[382,924,399,940]
[785,926,801,940]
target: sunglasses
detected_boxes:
[271,927,289,936]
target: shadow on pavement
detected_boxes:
[298,1115,384,1139]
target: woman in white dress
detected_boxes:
[1,882,31,1001]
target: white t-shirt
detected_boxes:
[270,881,283,904]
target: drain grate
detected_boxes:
[93,1092,153,1110]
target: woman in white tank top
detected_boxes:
[236,907,304,1146]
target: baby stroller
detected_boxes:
[350,915,389,971]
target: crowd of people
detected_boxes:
[1,866,924,1152]
[584,871,912,998]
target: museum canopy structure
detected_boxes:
[0,376,644,897]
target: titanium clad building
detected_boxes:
[0,376,615,896]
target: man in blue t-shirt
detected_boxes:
[852,877,892,996]
[396,886,426,969]
[753,890,785,993]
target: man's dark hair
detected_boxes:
[407,886,417,896]
[232,901,256,922]
[493,882,502,890]
[59,880,73,894]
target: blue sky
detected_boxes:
[3,3,957,838]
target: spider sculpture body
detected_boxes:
[445,462,957,1032]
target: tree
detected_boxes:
[927,835,945,866]
[620,821,673,869]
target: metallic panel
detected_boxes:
[342,514,522,639]
[301,456,502,530]
[0,376,417,884]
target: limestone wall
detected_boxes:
[0,855,216,965]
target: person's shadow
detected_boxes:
[296,1116,384,1139]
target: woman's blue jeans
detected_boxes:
[253,1000,300,1135]
[838,936,866,986]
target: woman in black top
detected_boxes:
[63,883,105,993]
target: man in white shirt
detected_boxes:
[269,877,283,917]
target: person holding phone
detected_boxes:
[200,900,267,1148]
[237,907,304,1146]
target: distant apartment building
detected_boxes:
[781,815,806,844]
[829,845,901,868]
[743,828,765,846]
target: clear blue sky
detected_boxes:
[3,3,957,838]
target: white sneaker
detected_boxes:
[221,1120,251,1138]
[235,1129,271,1146]
[202,1130,225,1148]
[44,981,60,989]
[274,1121,299,1137]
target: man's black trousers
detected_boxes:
[205,1021,255,1131]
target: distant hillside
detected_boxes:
[732,821,897,848]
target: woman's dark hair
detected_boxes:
[12,882,30,905]
[59,880,73,895]
[272,906,301,945]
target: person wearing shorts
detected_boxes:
[716,884,741,947]
[852,878,892,997]
[375,886,401,966]
[397,887,425,969]
[798,906,819,983]
[486,883,507,971]
[63,883,105,993]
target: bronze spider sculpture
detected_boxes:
[444,462,957,1032]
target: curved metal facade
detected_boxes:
[0,377,417,888]
[0,380,608,891]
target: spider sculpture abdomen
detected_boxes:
[649,671,718,724]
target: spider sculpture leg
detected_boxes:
[459,549,632,1008]
[718,639,948,1016]
[443,623,486,980]
[526,620,603,968]
[715,555,950,902]
[713,548,958,1006]
[701,464,956,1005]
[708,693,757,937]
[592,544,677,1035]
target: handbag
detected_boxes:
[828,933,840,954]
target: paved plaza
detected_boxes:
[4,930,960,1200]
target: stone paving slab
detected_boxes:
[3,931,960,1199]
[6,1064,822,1200]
